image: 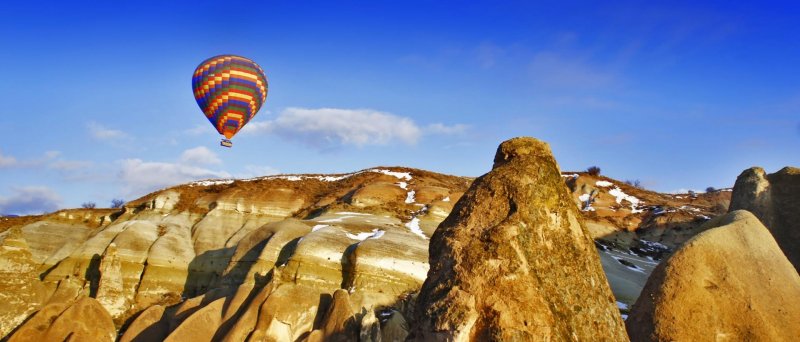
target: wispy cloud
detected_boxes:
[0,150,63,169]
[180,146,221,165]
[0,150,18,168]
[425,123,469,135]
[475,42,505,69]
[528,52,616,89]
[184,123,216,136]
[118,146,231,197]
[0,186,62,215]
[88,121,131,141]
[244,107,423,148]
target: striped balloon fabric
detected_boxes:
[192,55,268,140]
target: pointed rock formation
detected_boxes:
[729,166,800,270]
[413,137,626,341]
[8,297,116,342]
[626,210,800,341]
[97,242,129,319]
[307,289,359,342]
[359,307,381,342]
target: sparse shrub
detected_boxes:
[688,190,697,199]
[705,187,716,193]
[625,179,643,189]
[587,166,601,176]
[81,202,96,209]
[111,199,125,208]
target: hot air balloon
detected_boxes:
[192,55,268,147]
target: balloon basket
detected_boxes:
[220,139,233,148]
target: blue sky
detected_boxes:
[1,1,798,214]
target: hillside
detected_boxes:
[0,166,729,339]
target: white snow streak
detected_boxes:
[405,190,416,204]
[405,217,426,239]
[595,180,613,187]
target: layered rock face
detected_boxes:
[729,166,800,270]
[626,210,800,341]
[0,160,734,339]
[0,167,469,340]
[413,137,627,341]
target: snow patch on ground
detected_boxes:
[318,216,355,223]
[404,217,426,239]
[579,194,591,202]
[345,229,384,241]
[561,174,579,178]
[595,180,613,187]
[371,169,412,181]
[190,179,235,186]
[312,224,329,232]
[608,187,644,213]
[616,301,629,310]
[405,190,416,204]
[639,239,668,250]
[397,182,408,189]
[191,167,413,187]
[442,196,450,202]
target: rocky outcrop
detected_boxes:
[0,227,49,337]
[626,210,800,341]
[413,137,627,341]
[8,297,116,342]
[97,243,129,319]
[729,166,800,270]
[308,289,359,342]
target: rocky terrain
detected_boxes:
[413,137,626,341]
[626,210,800,341]
[0,141,737,340]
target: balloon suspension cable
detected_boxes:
[220,139,233,148]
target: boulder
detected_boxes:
[729,166,800,270]
[413,137,627,341]
[626,210,800,341]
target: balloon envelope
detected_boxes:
[192,55,268,139]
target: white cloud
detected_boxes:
[49,160,94,171]
[118,159,231,197]
[0,186,62,215]
[88,121,131,141]
[426,123,469,135]
[180,146,221,165]
[243,107,423,148]
[0,150,18,168]
[117,146,234,197]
